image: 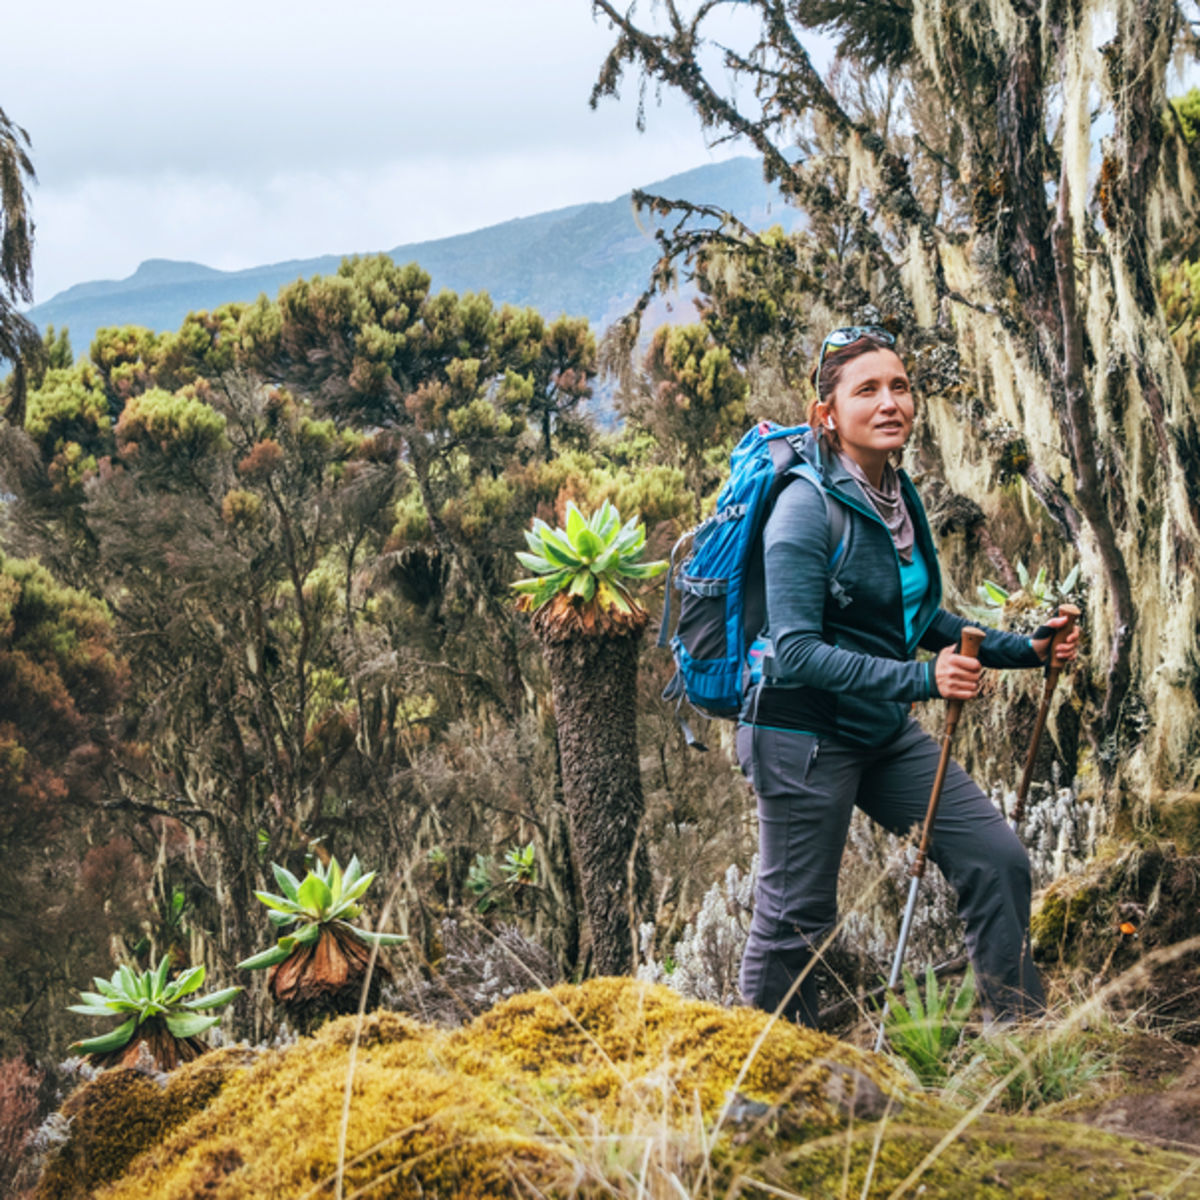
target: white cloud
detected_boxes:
[10,0,768,300]
[12,0,733,178]
[30,137,745,300]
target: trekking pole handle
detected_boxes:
[960,625,985,661]
[912,626,984,878]
[944,626,986,737]
[1045,604,1080,688]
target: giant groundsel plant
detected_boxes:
[512,499,666,616]
[238,855,404,1031]
[69,960,241,1070]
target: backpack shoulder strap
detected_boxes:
[785,463,852,608]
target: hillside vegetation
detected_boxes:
[2,1,1200,1195]
[35,979,1200,1199]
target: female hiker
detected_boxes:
[738,324,1079,1028]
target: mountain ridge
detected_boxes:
[29,157,798,355]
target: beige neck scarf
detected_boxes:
[836,452,916,564]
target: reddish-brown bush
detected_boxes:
[0,1056,43,1197]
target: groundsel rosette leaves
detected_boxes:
[68,961,242,1055]
[237,854,405,972]
[512,500,666,613]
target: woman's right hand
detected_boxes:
[934,645,982,699]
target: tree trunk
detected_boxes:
[534,608,653,976]
[538,727,583,974]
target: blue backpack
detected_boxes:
[658,421,848,748]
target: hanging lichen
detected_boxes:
[593,0,1200,802]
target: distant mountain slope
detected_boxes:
[29,157,798,356]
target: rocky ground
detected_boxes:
[1072,1034,1200,1152]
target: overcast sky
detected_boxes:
[8,1,762,303]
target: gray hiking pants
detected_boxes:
[737,719,1045,1026]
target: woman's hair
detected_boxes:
[806,330,903,446]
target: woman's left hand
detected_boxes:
[1032,614,1080,666]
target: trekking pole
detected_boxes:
[1010,604,1080,833]
[875,626,985,1054]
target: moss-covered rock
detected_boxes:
[1148,791,1200,855]
[1031,842,1200,1043]
[1032,843,1200,970]
[35,1046,251,1199]
[36,979,1200,1198]
[1030,883,1100,955]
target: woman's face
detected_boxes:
[820,347,913,475]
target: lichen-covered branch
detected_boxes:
[1051,173,1136,738]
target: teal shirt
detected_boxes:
[748,449,1044,745]
[900,541,931,650]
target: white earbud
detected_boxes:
[825,420,835,430]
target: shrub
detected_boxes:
[0,1057,42,1197]
[638,859,755,1007]
[390,919,562,1025]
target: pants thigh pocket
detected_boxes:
[747,728,819,801]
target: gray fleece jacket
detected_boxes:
[743,442,1042,746]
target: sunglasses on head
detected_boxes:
[816,325,896,377]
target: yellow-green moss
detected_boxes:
[1030,884,1099,954]
[1148,792,1200,855]
[41,979,1200,1199]
[76,979,894,1199]
[773,1116,1200,1199]
[1031,842,1200,973]
[35,1046,250,1200]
